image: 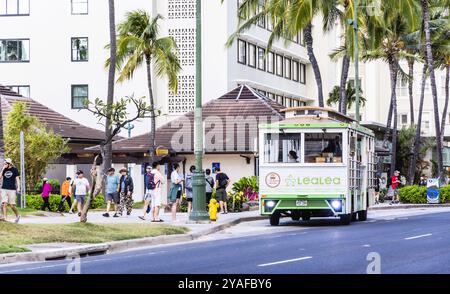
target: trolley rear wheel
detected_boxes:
[340,214,352,225]
[270,212,280,226]
[358,210,368,221]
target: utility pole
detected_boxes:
[190,0,209,222]
[353,0,360,122]
[20,131,26,208]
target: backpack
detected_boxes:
[146,173,157,190]
[218,174,228,188]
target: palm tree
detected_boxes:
[327,81,366,110]
[228,0,346,107]
[420,0,444,180]
[103,0,116,172]
[113,11,181,158]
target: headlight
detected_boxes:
[265,200,276,208]
[331,200,342,210]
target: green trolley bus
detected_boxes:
[259,107,376,225]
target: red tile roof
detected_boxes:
[0,85,116,142]
[100,85,286,153]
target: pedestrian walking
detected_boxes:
[117,168,134,216]
[0,158,21,223]
[103,168,120,217]
[58,177,73,212]
[419,175,428,186]
[169,163,183,222]
[205,169,215,207]
[40,178,52,211]
[185,165,195,213]
[72,170,90,217]
[140,166,153,220]
[140,162,164,222]
[390,170,401,205]
[215,167,230,214]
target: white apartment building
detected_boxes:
[0,0,346,137]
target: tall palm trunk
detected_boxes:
[407,58,415,125]
[388,59,399,176]
[382,91,394,148]
[145,55,156,160]
[440,65,450,143]
[408,64,428,184]
[339,55,350,114]
[421,0,444,180]
[103,0,116,171]
[304,23,324,107]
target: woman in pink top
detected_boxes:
[41,178,52,211]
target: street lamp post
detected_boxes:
[190,0,209,222]
[353,0,360,123]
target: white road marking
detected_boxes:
[362,244,371,247]
[258,256,312,267]
[404,233,432,240]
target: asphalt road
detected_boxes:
[2,211,450,274]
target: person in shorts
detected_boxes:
[150,162,164,222]
[103,168,120,217]
[205,169,215,207]
[73,170,90,217]
[390,170,401,205]
[215,168,229,214]
[140,166,154,220]
[0,158,21,223]
[169,163,183,222]
[185,165,195,213]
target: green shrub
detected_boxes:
[399,185,427,203]
[25,194,105,212]
[438,185,450,203]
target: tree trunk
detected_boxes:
[388,59,399,177]
[382,91,394,148]
[339,55,350,114]
[146,55,156,161]
[103,0,116,172]
[421,0,444,181]
[440,65,449,144]
[80,156,103,223]
[407,58,415,125]
[408,64,428,185]
[304,23,324,107]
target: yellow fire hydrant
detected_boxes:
[209,198,220,221]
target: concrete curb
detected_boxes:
[0,215,266,265]
[369,203,450,211]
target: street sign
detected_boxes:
[426,178,440,204]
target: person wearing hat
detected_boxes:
[390,170,401,205]
[72,170,90,216]
[40,178,52,211]
[117,168,134,216]
[0,158,21,223]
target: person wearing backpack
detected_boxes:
[205,169,215,208]
[215,167,229,214]
[139,162,164,222]
[139,166,153,220]
[169,163,183,222]
[185,165,195,213]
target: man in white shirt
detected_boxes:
[72,170,90,217]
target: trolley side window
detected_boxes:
[304,133,343,163]
[264,133,301,163]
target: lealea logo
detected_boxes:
[265,172,281,188]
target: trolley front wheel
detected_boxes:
[270,212,280,226]
[340,214,352,225]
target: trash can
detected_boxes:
[426,178,440,204]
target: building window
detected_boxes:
[72,0,88,15]
[237,39,246,64]
[276,54,283,77]
[0,39,29,62]
[266,16,273,31]
[71,37,88,62]
[421,112,430,135]
[284,57,292,79]
[292,60,299,82]
[397,74,407,96]
[258,89,267,96]
[0,0,29,16]
[71,85,88,109]
[7,85,30,97]
[399,114,408,128]
[276,95,283,105]
[256,3,265,28]
[248,43,256,68]
[257,47,265,71]
[268,92,275,101]
[267,51,275,74]
[300,63,306,84]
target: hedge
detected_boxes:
[25,194,105,212]
[399,185,449,204]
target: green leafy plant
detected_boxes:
[232,176,259,201]
[25,194,104,212]
[399,185,427,203]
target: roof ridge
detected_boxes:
[244,85,284,119]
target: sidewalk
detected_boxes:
[369,202,450,210]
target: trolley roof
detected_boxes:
[260,107,374,136]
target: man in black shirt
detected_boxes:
[215,168,230,214]
[0,158,21,223]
